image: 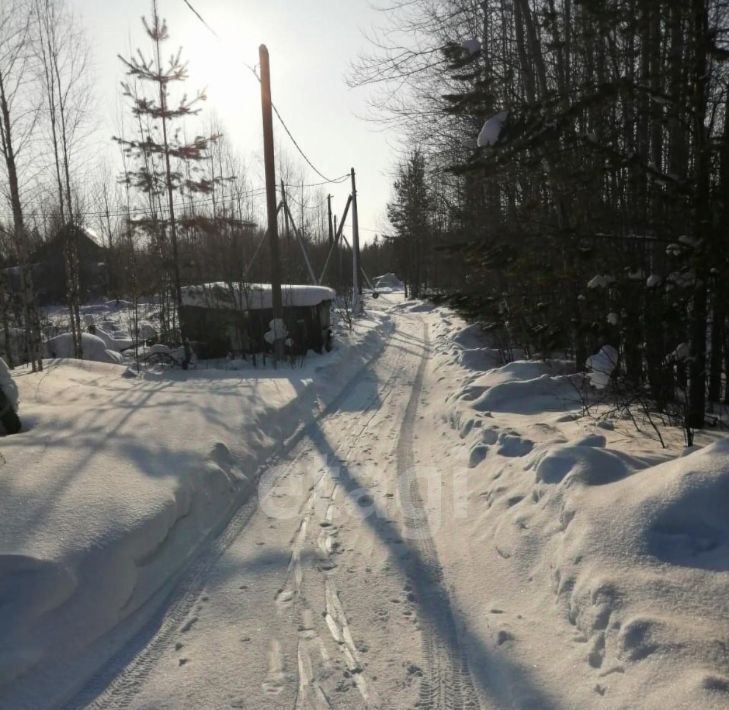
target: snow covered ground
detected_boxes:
[2,296,728,709]
[0,309,391,709]
[424,304,729,709]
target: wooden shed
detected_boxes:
[179,283,336,359]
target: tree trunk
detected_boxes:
[687,0,710,429]
[0,69,43,372]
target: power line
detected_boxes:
[283,176,349,189]
[0,188,267,221]
[182,0,218,37]
[182,0,349,186]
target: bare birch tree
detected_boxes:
[33,0,92,358]
[0,0,43,371]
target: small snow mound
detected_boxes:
[473,360,574,390]
[529,443,660,486]
[575,434,607,448]
[468,444,489,468]
[457,348,501,372]
[46,332,122,364]
[496,433,534,458]
[452,323,488,349]
[93,326,133,352]
[106,350,124,364]
[472,373,581,415]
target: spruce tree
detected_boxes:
[387,150,433,298]
[115,0,222,368]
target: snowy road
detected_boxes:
[74,309,480,709]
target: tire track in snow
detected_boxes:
[68,321,397,710]
[277,344,411,709]
[396,317,480,710]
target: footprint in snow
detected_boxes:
[275,588,295,605]
[496,630,514,645]
[317,558,337,572]
[180,616,198,634]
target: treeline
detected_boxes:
[357,0,729,427]
[0,0,337,369]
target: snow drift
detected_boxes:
[422,303,729,709]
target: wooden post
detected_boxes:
[283,200,318,284]
[259,44,284,362]
[318,195,352,284]
[350,167,362,312]
[327,193,336,289]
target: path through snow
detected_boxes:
[72,308,479,709]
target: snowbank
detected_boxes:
[419,304,729,709]
[373,272,404,291]
[0,308,392,707]
[468,366,581,414]
[45,332,121,364]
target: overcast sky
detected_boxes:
[71,0,395,241]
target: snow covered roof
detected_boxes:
[82,226,104,247]
[181,283,336,311]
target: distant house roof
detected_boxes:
[30,225,107,262]
[181,283,336,311]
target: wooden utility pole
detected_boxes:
[259,44,284,361]
[327,194,334,246]
[350,167,362,312]
[333,214,340,287]
[281,181,290,240]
